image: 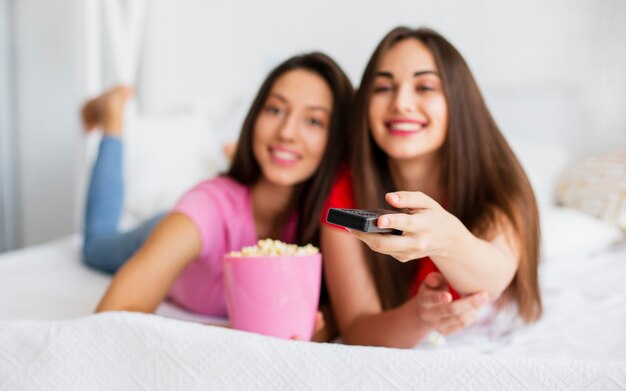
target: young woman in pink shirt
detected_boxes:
[94,53,353,341]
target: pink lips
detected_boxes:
[269,146,301,167]
[385,118,427,136]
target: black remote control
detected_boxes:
[326,208,403,235]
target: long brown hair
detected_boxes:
[227,52,354,247]
[352,27,541,323]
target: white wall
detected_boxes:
[0,0,17,252]
[7,0,626,249]
[139,0,626,153]
[12,0,83,247]
[0,0,15,252]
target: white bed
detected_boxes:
[1,207,625,390]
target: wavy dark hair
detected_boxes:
[352,27,541,323]
[227,52,354,247]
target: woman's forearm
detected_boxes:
[433,230,517,299]
[96,213,202,314]
[341,305,431,348]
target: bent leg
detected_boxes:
[83,136,165,273]
[84,136,124,240]
[83,213,165,274]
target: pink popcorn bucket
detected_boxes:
[223,253,322,340]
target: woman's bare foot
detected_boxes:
[81,85,133,136]
[222,142,237,162]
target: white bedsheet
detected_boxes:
[421,241,626,362]
[0,235,222,325]
[1,234,625,389]
[0,236,110,319]
[1,312,624,390]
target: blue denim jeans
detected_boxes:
[83,136,165,273]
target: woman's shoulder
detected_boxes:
[187,175,247,194]
[176,175,249,211]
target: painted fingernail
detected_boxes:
[378,216,389,227]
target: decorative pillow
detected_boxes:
[555,149,626,233]
[540,205,622,260]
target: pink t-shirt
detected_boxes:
[168,176,297,316]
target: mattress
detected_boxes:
[1,234,625,389]
[0,235,223,325]
[1,312,624,390]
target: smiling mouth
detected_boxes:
[385,121,426,134]
[269,147,301,163]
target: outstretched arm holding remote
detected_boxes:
[348,191,520,300]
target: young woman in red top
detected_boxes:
[321,27,541,348]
